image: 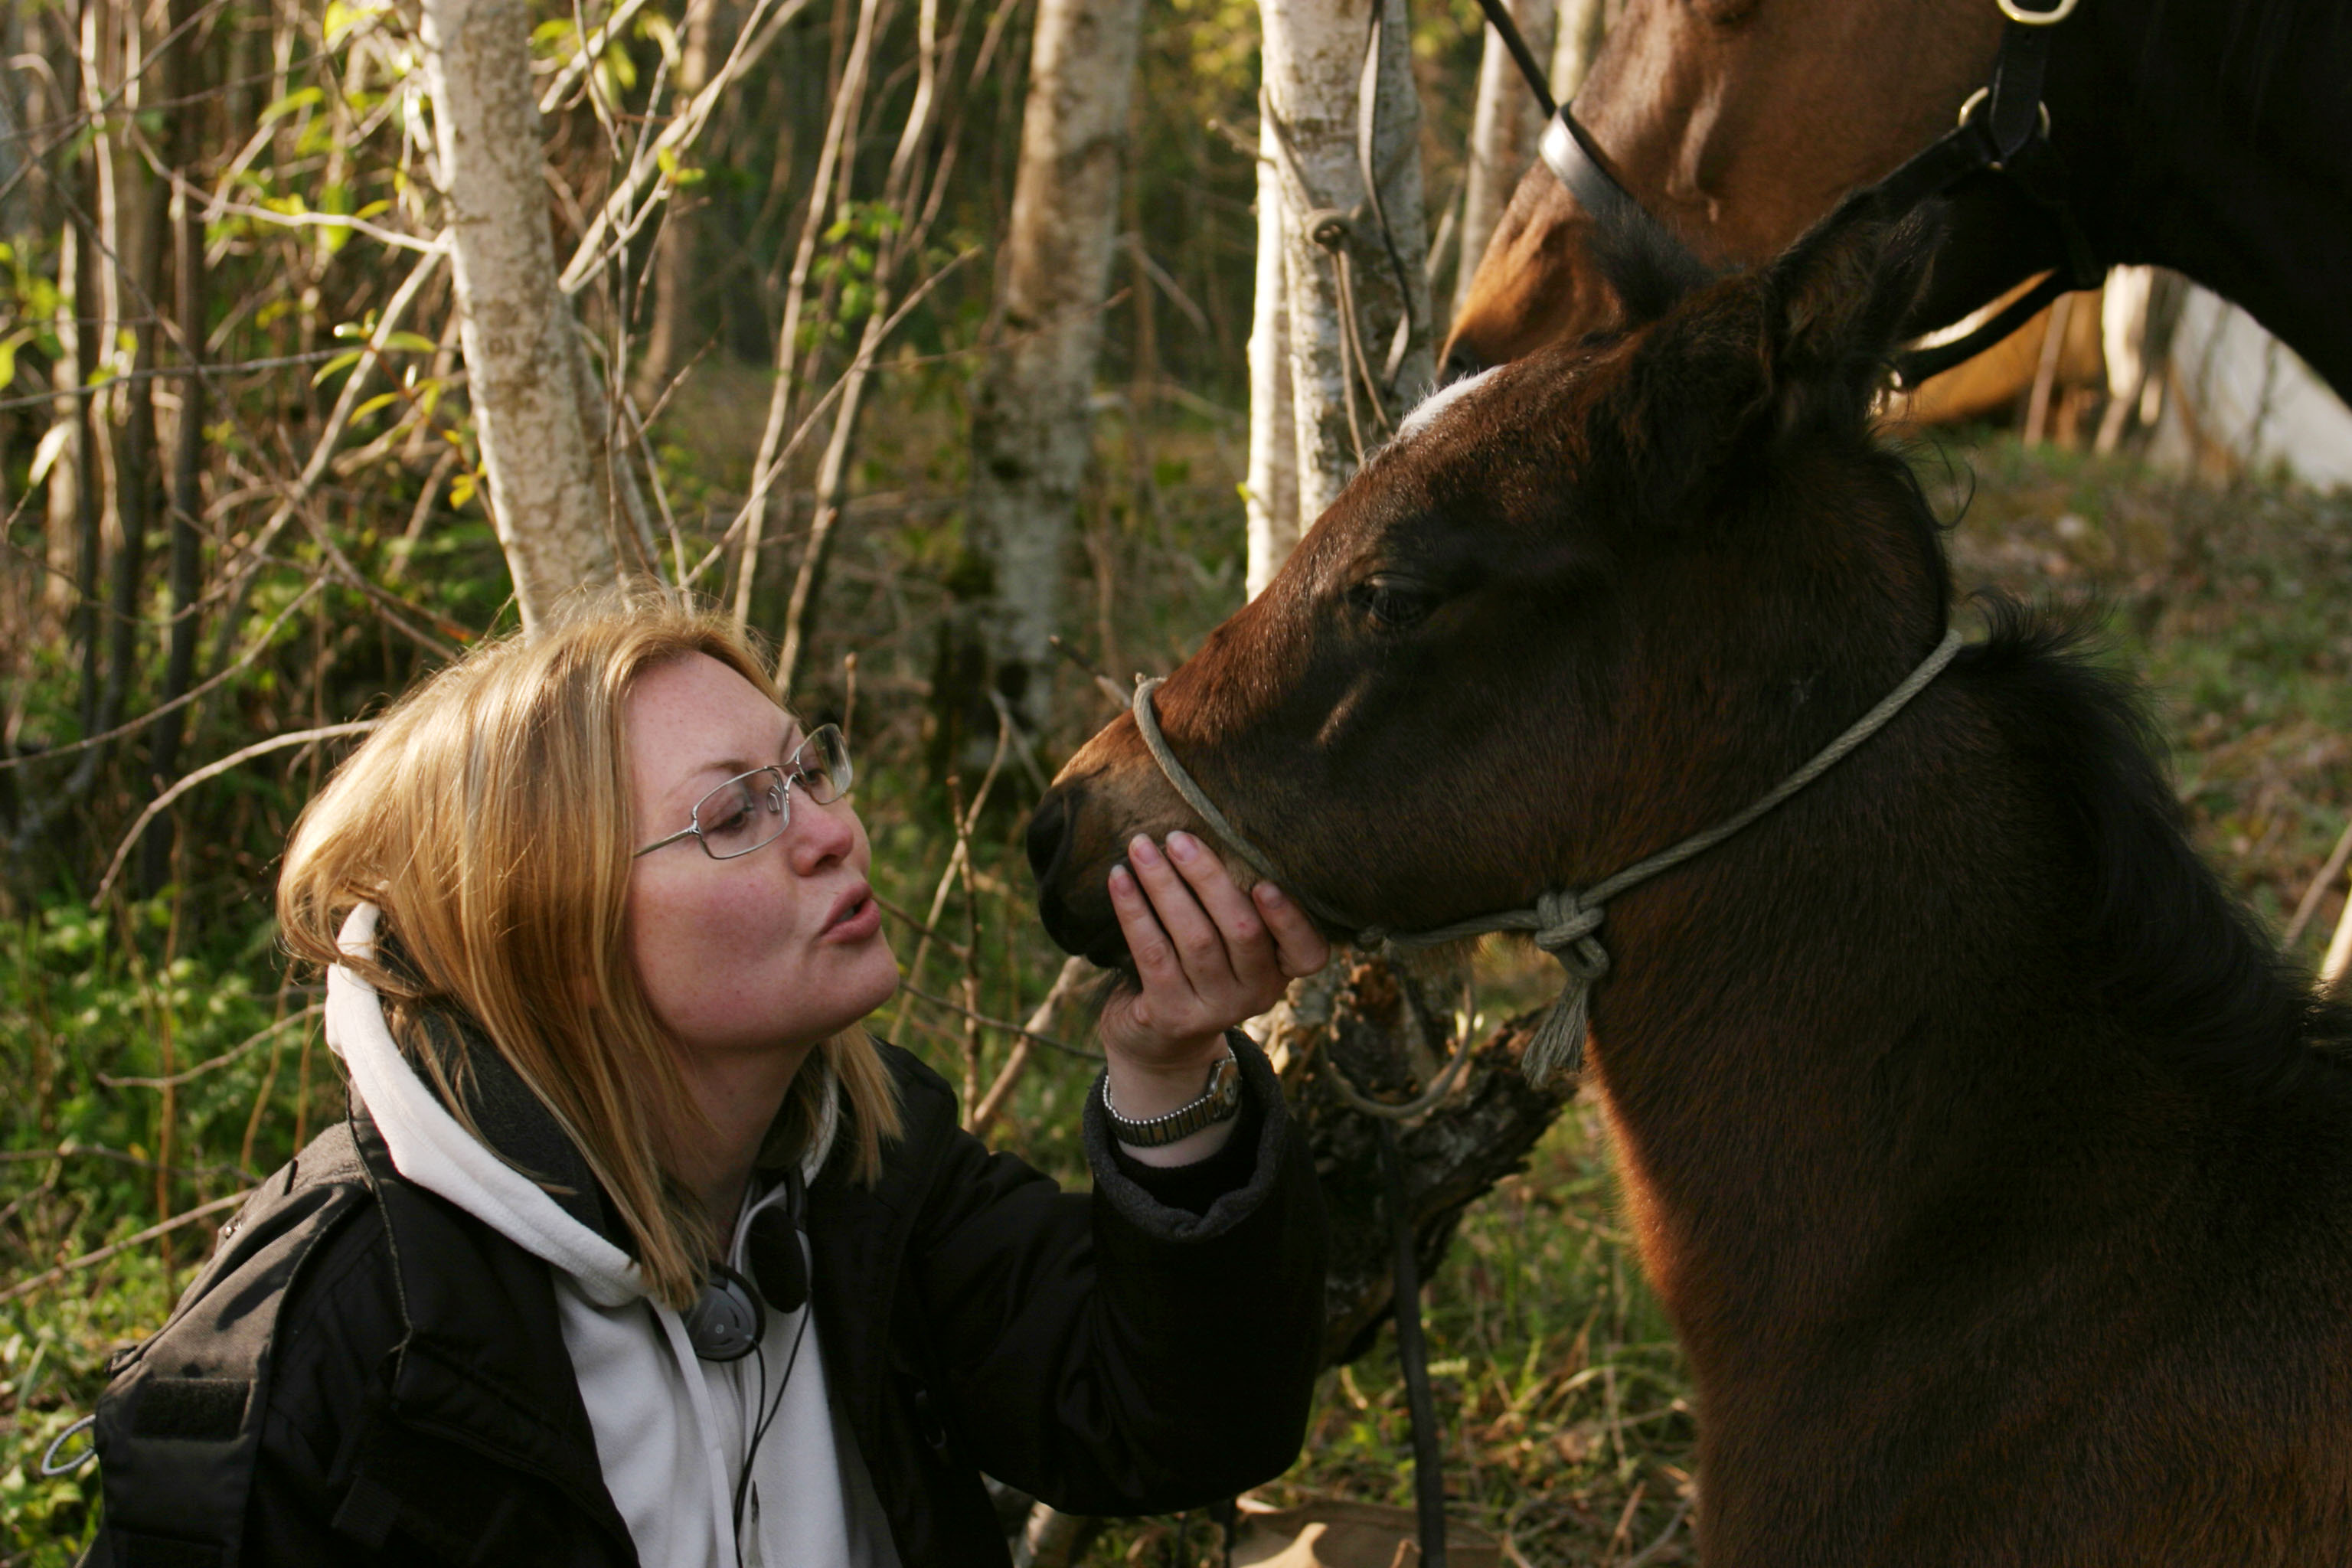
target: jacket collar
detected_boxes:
[347,1109,639,1560]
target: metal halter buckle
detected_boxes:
[1997,0,2080,24]
[1956,86,2053,141]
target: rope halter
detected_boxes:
[1130,626,1968,1089]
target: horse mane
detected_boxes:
[1588,207,1719,329]
[2141,0,2314,128]
[1953,595,2352,1099]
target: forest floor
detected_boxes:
[5,426,2351,1566]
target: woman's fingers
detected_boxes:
[1105,834,1334,1063]
[1250,880,1331,979]
[1125,834,1239,995]
[1161,831,1268,975]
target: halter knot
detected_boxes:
[1521,889,1609,1088]
[1530,888,1604,958]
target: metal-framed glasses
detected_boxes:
[633,724,853,861]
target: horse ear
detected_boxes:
[1596,198,1937,528]
[1761,196,1944,426]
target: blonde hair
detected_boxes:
[279,591,902,1308]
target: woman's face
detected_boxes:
[625,653,897,1067]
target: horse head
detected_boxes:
[1031,198,1950,972]
[1442,0,2056,378]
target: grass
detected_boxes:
[4,426,2349,1566]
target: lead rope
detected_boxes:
[1132,626,1968,1089]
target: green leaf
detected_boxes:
[312,350,364,387]
[636,11,680,61]
[324,0,390,46]
[0,326,34,390]
[654,147,706,188]
[351,391,403,420]
[28,423,71,488]
[382,332,437,354]
[260,87,323,124]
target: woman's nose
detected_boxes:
[785,789,858,869]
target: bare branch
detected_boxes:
[0,579,325,774]
[0,1191,251,1308]
[98,1004,327,1090]
[93,724,381,905]
[969,955,1096,1135]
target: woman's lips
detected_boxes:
[822,887,881,942]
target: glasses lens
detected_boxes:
[790,724,852,805]
[694,767,790,859]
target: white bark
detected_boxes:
[968,0,1148,727]
[1454,0,1553,322]
[421,0,616,630]
[1551,0,1608,103]
[1244,122,1299,601]
[1259,0,1435,529]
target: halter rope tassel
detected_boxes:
[1132,625,1968,1091]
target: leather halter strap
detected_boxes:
[1130,628,1967,1088]
[1464,0,2103,384]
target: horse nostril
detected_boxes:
[1442,345,1488,384]
[1025,789,1073,890]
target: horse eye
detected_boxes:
[1351,578,1432,630]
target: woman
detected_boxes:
[88,597,1330,1567]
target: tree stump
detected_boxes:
[1260,952,1579,1367]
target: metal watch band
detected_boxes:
[1102,1050,1244,1148]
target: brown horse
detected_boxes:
[1026,201,2352,1564]
[1444,0,2352,398]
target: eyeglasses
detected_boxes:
[633,724,853,861]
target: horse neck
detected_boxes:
[1575,681,2191,1363]
[2053,0,2352,394]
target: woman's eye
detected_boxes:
[700,784,760,841]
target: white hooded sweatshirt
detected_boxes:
[325,903,898,1567]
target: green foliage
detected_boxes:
[0,891,315,1562]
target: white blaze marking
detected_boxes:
[1394,366,1502,445]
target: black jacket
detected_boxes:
[87,1038,1325,1566]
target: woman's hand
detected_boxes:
[1096,831,1330,1164]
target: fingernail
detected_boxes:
[1256,883,1287,906]
[1129,835,1161,864]
[1166,831,1197,861]
[1109,864,1135,893]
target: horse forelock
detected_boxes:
[1394,366,1504,446]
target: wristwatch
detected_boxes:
[1102,1050,1244,1148]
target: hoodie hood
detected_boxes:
[324,901,839,1308]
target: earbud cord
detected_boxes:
[729,1272,811,1553]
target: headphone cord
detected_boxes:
[730,1290,811,1551]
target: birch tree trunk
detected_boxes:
[1244,123,1300,601]
[420,0,617,629]
[1259,0,1434,535]
[966,0,1148,730]
[1454,0,1553,322]
[1552,0,1609,103]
